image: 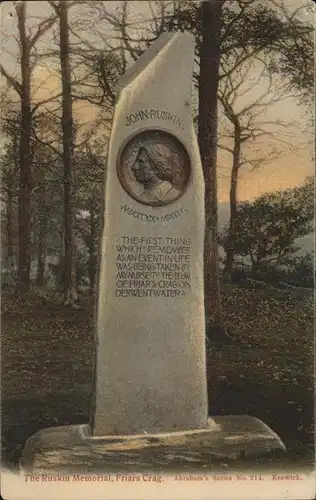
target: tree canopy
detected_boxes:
[220,177,314,273]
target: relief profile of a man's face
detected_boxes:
[131,148,158,185]
[117,130,191,207]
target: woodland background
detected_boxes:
[1,0,314,471]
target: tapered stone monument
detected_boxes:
[20,33,286,475]
[92,32,207,436]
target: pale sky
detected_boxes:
[0,0,314,203]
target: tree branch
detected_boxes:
[31,93,63,115]
[29,15,59,49]
[0,64,22,95]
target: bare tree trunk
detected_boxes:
[36,239,45,287]
[1,3,58,292]
[224,125,241,279]
[198,0,223,324]
[6,185,15,272]
[58,0,77,303]
[36,188,47,287]
[17,2,32,294]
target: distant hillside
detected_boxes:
[296,234,314,255]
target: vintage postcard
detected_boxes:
[1,1,314,499]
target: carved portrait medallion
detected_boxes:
[117,130,191,207]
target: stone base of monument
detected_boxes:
[20,416,286,474]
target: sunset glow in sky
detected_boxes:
[1,1,314,203]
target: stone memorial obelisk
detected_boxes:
[92,32,207,436]
[20,33,286,474]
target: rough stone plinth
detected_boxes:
[20,416,286,474]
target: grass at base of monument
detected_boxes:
[207,284,314,466]
[1,286,314,470]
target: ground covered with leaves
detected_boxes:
[1,286,314,471]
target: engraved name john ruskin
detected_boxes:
[115,236,191,298]
[125,109,184,129]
